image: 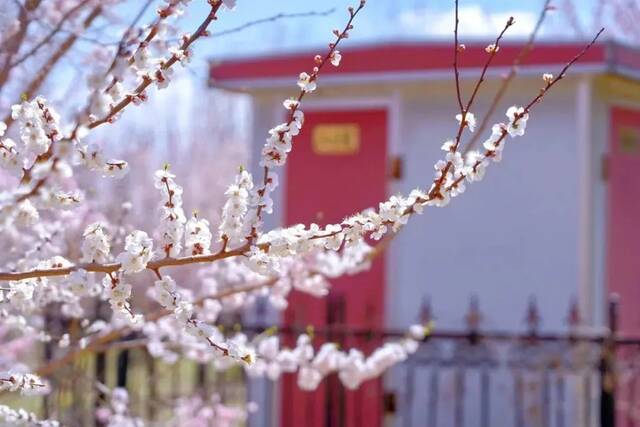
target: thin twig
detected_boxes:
[47,8,337,47]
[87,1,224,130]
[9,0,93,68]
[213,8,336,37]
[30,279,276,379]
[446,28,605,192]
[251,2,367,242]
[0,0,43,91]
[463,0,552,154]
[429,16,514,200]
[0,244,248,282]
[2,5,103,127]
[453,0,464,112]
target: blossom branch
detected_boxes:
[453,0,464,112]
[463,0,552,154]
[86,0,225,130]
[446,27,605,192]
[429,16,514,201]
[0,245,249,282]
[9,0,93,69]
[0,0,43,91]
[251,0,366,239]
[2,5,103,127]
[30,279,277,379]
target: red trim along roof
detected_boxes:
[209,40,640,90]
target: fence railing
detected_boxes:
[9,295,640,427]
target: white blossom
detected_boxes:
[330,50,342,66]
[456,111,476,132]
[82,222,111,263]
[116,230,154,274]
[185,214,212,255]
[506,106,529,137]
[297,72,316,93]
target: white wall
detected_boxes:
[245,74,599,426]
[389,77,583,333]
[245,76,594,330]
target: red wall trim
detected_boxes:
[210,41,612,84]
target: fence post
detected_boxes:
[600,295,618,427]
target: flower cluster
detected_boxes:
[218,168,255,247]
[11,97,60,159]
[243,324,427,391]
[103,273,139,323]
[0,122,23,178]
[173,394,257,427]
[0,405,59,427]
[259,102,305,169]
[155,167,186,257]
[115,230,154,274]
[0,372,47,395]
[185,213,212,255]
[95,388,144,427]
[81,222,111,263]
[78,143,129,179]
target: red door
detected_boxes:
[282,109,387,427]
[607,107,640,335]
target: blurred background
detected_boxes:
[1,0,640,426]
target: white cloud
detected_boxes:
[398,5,540,38]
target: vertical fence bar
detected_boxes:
[480,367,490,427]
[514,370,524,427]
[584,371,593,427]
[454,367,465,427]
[403,361,415,427]
[542,369,551,426]
[600,296,619,427]
[556,375,566,427]
[428,368,439,427]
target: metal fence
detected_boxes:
[13,295,640,427]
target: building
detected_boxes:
[209,40,640,427]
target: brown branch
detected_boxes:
[453,0,464,112]
[429,16,514,200]
[103,0,155,79]
[251,1,367,240]
[2,5,103,127]
[31,279,276,379]
[0,244,249,282]
[214,8,336,37]
[2,28,602,287]
[9,0,92,68]
[0,0,43,91]
[447,28,605,192]
[86,0,224,130]
[463,0,552,154]
[11,0,223,205]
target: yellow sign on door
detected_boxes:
[620,127,640,154]
[312,124,360,155]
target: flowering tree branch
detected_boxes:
[0,0,608,419]
[8,0,93,69]
[463,0,552,153]
[2,5,103,127]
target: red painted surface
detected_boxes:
[281,109,387,427]
[210,41,609,84]
[607,107,640,335]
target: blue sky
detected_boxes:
[192,0,603,56]
[87,0,608,141]
[112,1,607,60]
